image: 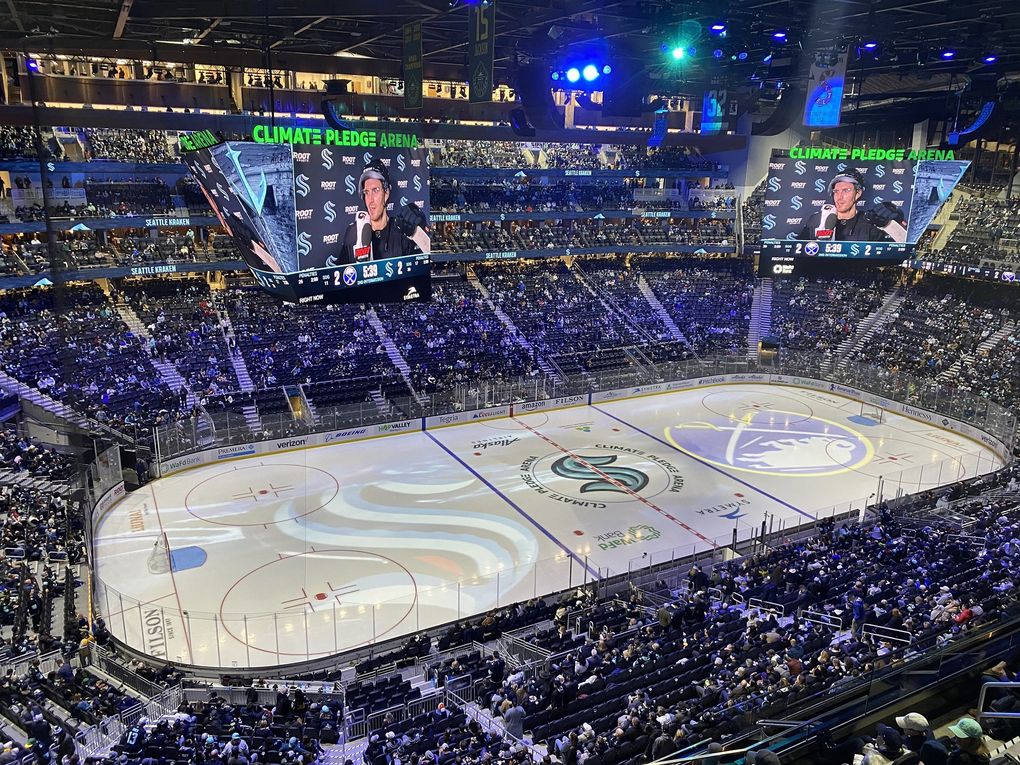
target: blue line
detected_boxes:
[423,430,601,579]
[591,404,816,520]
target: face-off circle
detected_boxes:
[185,464,339,526]
[219,549,418,657]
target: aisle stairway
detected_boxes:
[216,309,255,392]
[833,286,905,371]
[114,303,197,408]
[938,318,1016,382]
[466,267,563,383]
[746,278,773,360]
[636,274,691,346]
[366,309,424,405]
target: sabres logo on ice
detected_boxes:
[666,410,873,476]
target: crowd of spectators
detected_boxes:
[0,127,64,162]
[770,271,896,353]
[476,260,648,360]
[640,258,754,354]
[0,286,194,437]
[848,276,1020,408]
[430,180,637,214]
[0,429,74,481]
[82,129,177,165]
[432,220,733,255]
[936,196,1020,268]
[123,280,239,398]
[428,141,722,172]
[377,277,538,394]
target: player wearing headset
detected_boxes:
[796,169,906,243]
[329,158,430,266]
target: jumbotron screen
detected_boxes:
[760,146,969,261]
[180,128,431,304]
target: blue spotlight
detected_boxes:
[565,67,581,83]
[772,31,787,41]
[602,64,612,75]
[582,64,599,81]
[983,54,998,63]
[940,49,956,59]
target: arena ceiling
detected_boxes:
[3,0,1020,107]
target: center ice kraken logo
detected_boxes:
[549,455,649,494]
[666,410,873,476]
[522,445,684,506]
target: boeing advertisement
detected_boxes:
[180,128,431,304]
[759,146,969,271]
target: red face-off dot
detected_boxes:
[315,592,328,601]
[573,530,584,536]
[734,493,744,498]
[259,489,269,495]
[473,452,482,456]
[611,428,620,432]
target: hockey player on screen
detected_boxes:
[328,159,430,266]
[796,169,907,244]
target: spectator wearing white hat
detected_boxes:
[895,712,934,752]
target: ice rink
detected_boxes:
[92,384,1001,668]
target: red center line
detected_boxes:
[511,416,716,546]
[149,484,195,662]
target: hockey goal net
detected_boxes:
[860,402,885,423]
[147,533,172,575]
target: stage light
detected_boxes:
[863,41,878,50]
[984,54,998,63]
[713,49,724,59]
[565,67,580,83]
[737,51,748,61]
[26,58,39,72]
[672,46,685,60]
[940,50,956,59]
[710,23,726,34]
[602,64,612,75]
[772,31,787,41]
[551,71,560,80]
[582,64,599,81]
[764,53,773,63]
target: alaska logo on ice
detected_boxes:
[550,455,649,494]
[666,410,872,476]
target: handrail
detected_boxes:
[861,622,913,645]
[748,597,786,616]
[800,609,844,631]
[977,681,1020,720]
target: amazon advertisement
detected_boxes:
[181,131,431,304]
[759,146,968,264]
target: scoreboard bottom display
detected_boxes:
[251,254,432,304]
[762,239,914,259]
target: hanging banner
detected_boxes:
[468,1,495,103]
[403,21,424,110]
[803,48,849,128]
[701,87,728,134]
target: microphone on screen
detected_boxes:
[353,210,373,261]
[815,204,838,240]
